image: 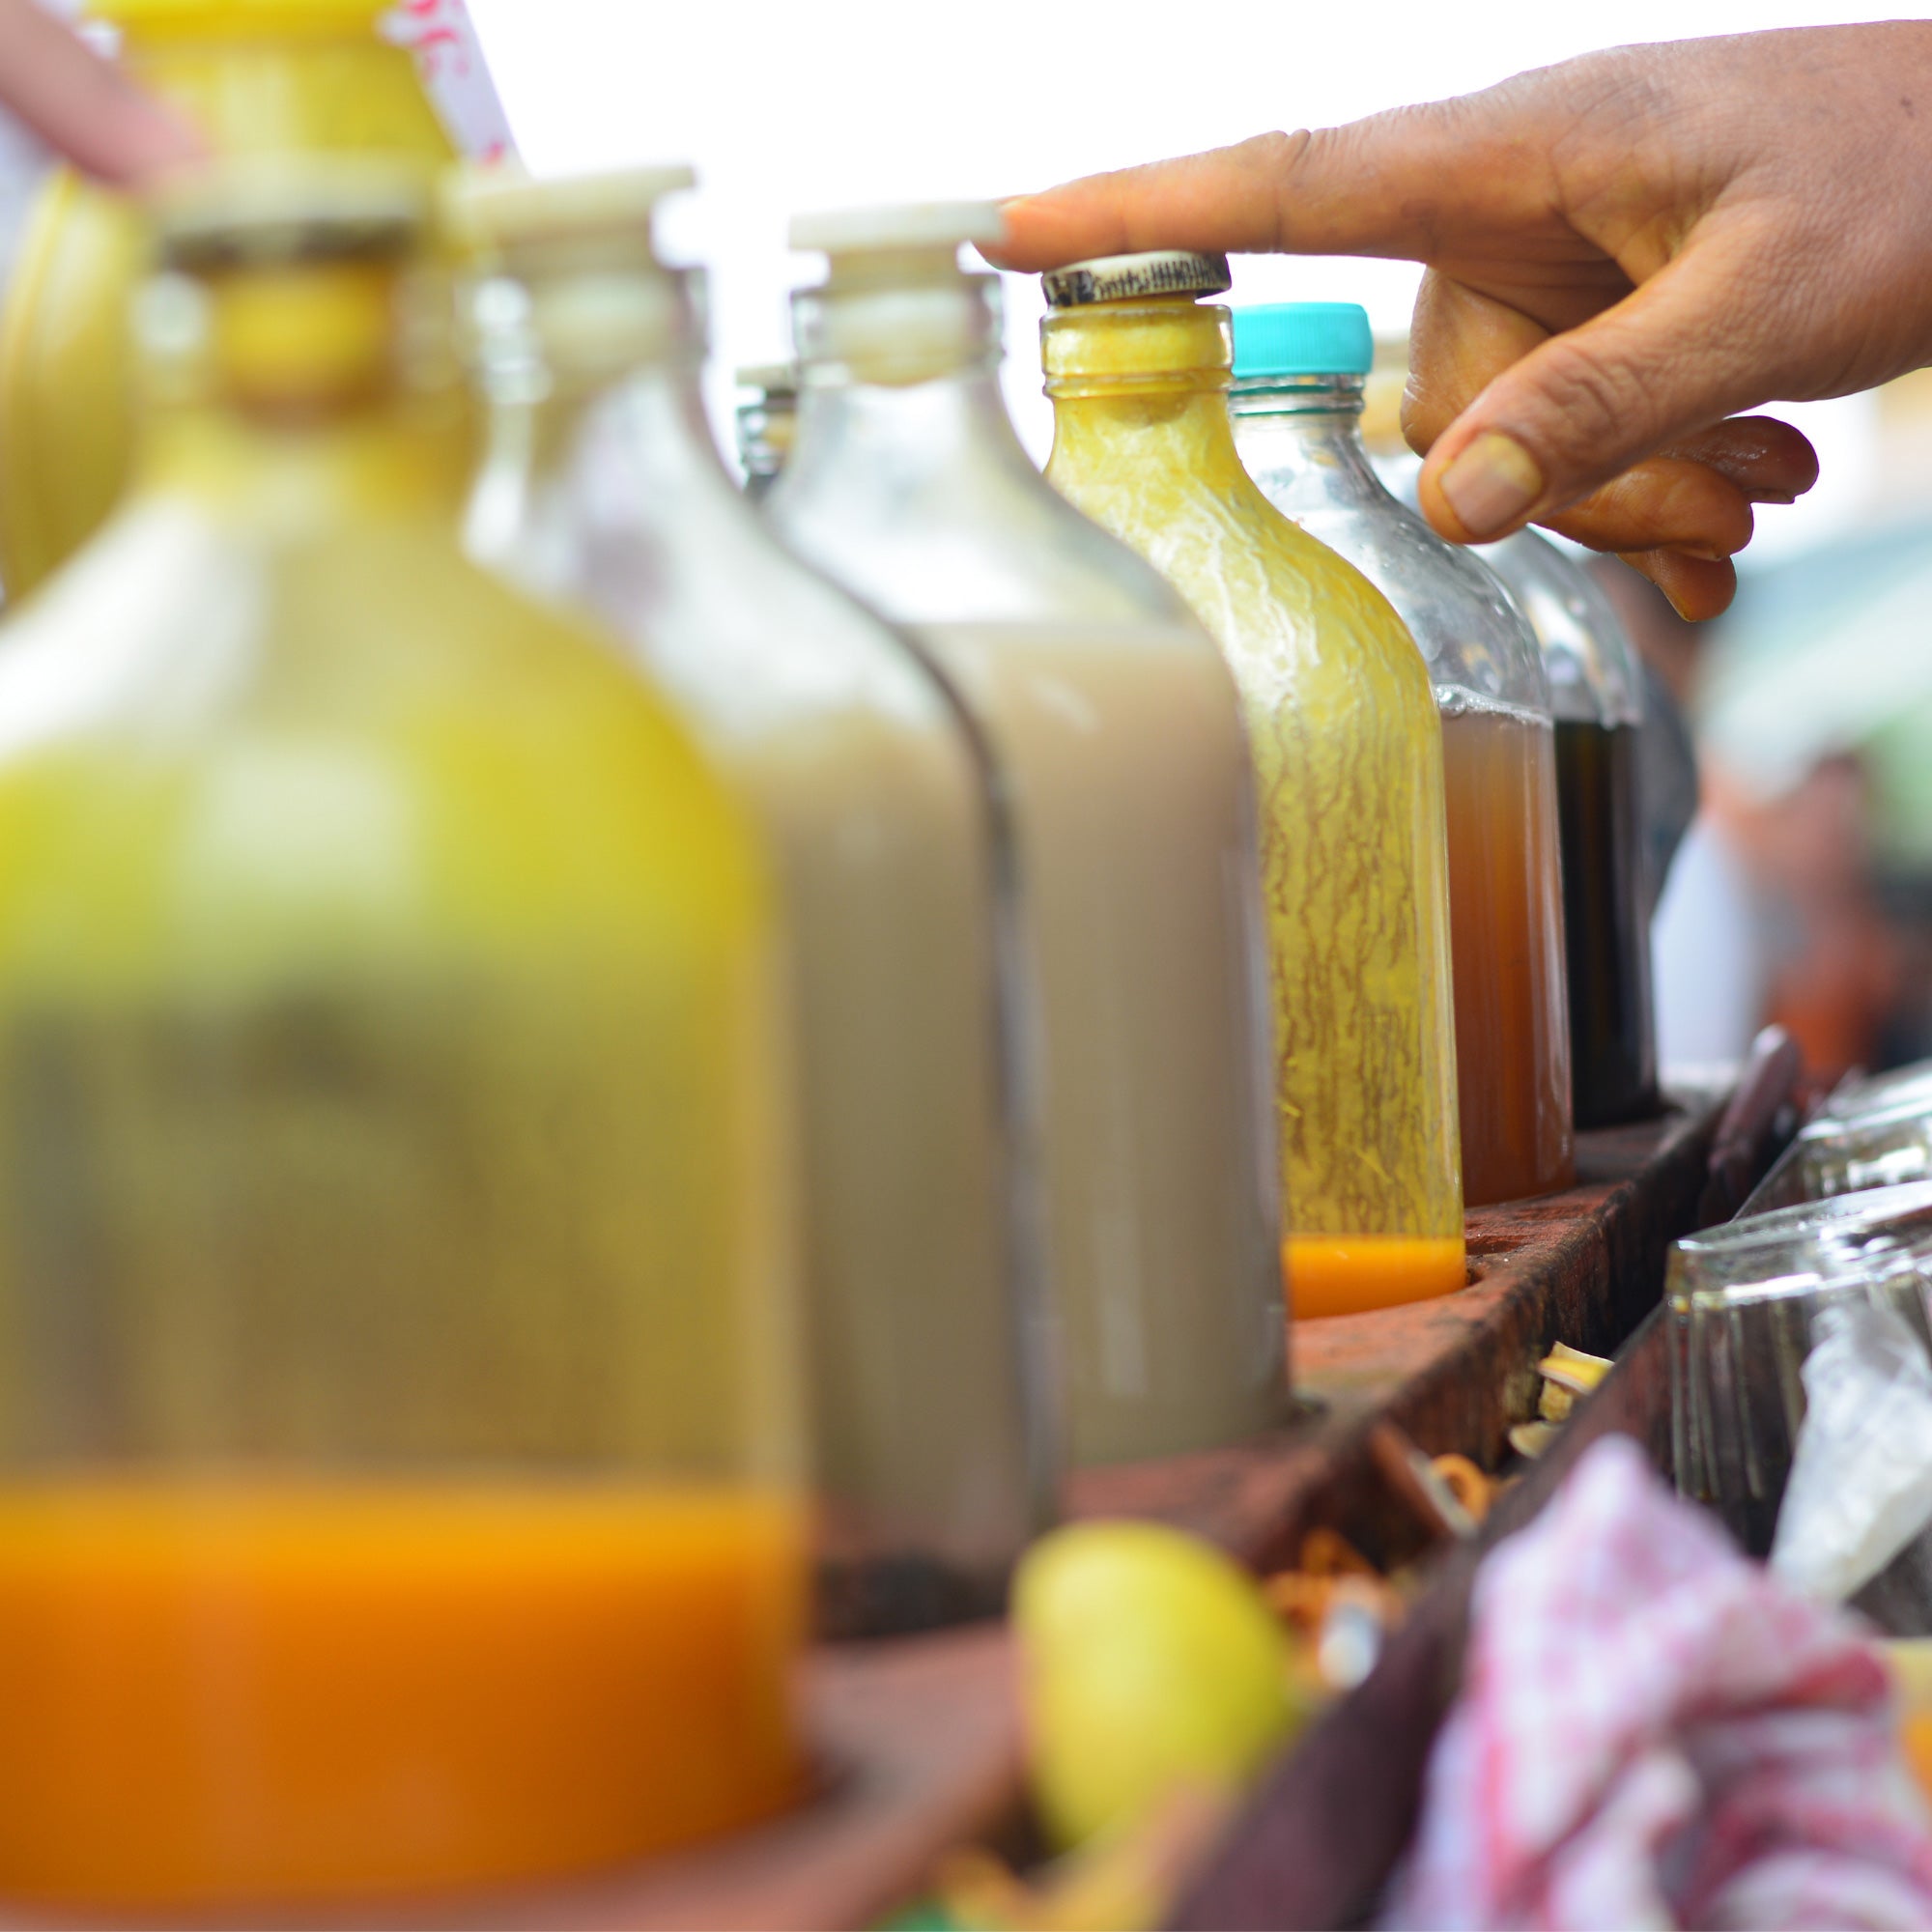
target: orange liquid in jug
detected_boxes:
[1440,703,1575,1207]
[0,1480,806,1908]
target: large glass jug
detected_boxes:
[1039,254,1463,1318]
[769,206,1285,1463]
[1230,302,1574,1206]
[0,0,459,599]
[1484,530,1660,1129]
[454,166,1050,1631]
[0,163,806,1909]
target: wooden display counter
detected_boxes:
[364,1085,1777,1932]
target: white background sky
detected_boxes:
[466,0,1905,560]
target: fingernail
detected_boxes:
[1438,433,1544,539]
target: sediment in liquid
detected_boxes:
[1439,698,1574,1205]
[1556,720,1658,1127]
[918,621,1284,1463]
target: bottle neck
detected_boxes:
[471,253,710,478]
[788,270,1037,489]
[135,256,471,519]
[464,254,733,584]
[1041,298,1251,486]
[1226,375,1395,510]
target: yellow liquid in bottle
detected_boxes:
[1043,298,1464,1318]
[0,1,454,597]
[0,241,806,1903]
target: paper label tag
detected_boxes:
[380,0,517,163]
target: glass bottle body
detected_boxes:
[772,270,1284,1461]
[1484,530,1660,1128]
[0,1,454,597]
[0,248,805,1907]
[1233,382,1573,1206]
[466,260,1048,1624]
[1042,298,1463,1318]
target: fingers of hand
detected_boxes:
[0,0,203,182]
[992,133,1315,271]
[1405,274,1812,567]
[1418,233,1776,538]
[1541,454,1755,559]
[1661,415,1819,503]
[1402,271,1549,452]
[1616,548,1739,622]
[993,93,1571,274]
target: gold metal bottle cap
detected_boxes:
[1041,251,1232,307]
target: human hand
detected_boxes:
[0,0,201,184]
[990,26,1932,616]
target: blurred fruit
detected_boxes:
[1013,1521,1306,1850]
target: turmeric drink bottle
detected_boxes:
[1484,529,1660,1128]
[0,0,459,598]
[1231,303,1574,1206]
[454,167,1050,1628]
[770,205,1285,1463]
[0,162,807,1909]
[1039,256,1464,1319]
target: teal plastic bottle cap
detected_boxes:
[1231,302,1374,379]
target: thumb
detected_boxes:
[1416,223,1779,544]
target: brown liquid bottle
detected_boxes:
[1231,303,1574,1206]
[1484,531,1659,1128]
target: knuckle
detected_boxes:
[1520,335,1655,467]
[1240,128,1312,175]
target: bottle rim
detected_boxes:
[444,163,696,259]
[788,201,1005,257]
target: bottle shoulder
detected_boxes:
[1051,445,1440,716]
[1248,483,1549,712]
[773,384,1196,631]
[1481,530,1644,725]
[0,493,766,953]
[513,394,978,754]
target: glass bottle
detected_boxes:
[1483,530,1660,1128]
[1230,302,1574,1206]
[454,167,1050,1628]
[1039,254,1464,1319]
[0,0,458,600]
[1359,343,1661,1133]
[735,360,798,499]
[770,205,1285,1462]
[0,162,806,1909]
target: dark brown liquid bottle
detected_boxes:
[1556,719,1659,1125]
[1485,531,1660,1128]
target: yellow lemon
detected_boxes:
[1013,1520,1306,1849]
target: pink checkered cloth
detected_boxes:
[1381,1435,1932,1930]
